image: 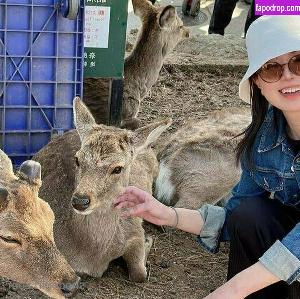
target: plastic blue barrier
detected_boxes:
[0,0,84,165]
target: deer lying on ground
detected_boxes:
[33,98,171,282]
[155,107,251,209]
[83,0,189,129]
[0,150,79,299]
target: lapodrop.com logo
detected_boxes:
[255,0,300,15]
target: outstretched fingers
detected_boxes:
[114,200,136,210]
[114,186,149,206]
[125,186,148,201]
[120,202,148,218]
[114,193,141,210]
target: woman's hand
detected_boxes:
[114,186,176,226]
[115,186,204,234]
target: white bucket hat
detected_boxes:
[239,16,300,103]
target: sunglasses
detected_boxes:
[256,54,300,83]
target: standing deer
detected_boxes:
[83,0,189,129]
[155,107,251,209]
[0,150,79,299]
[33,98,171,282]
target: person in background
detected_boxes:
[114,16,300,299]
[208,0,258,36]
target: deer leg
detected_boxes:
[91,262,110,278]
[144,235,153,265]
[75,260,110,278]
[121,96,141,130]
[122,235,153,282]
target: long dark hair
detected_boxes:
[235,80,269,168]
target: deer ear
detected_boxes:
[0,188,8,202]
[133,119,172,153]
[132,0,154,19]
[18,160,42,185]
[73,97,96,141]
[158,5,176,28]
[0,150,14,178]
[0,187,9,209]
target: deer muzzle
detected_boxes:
[59,276,80,298]
[71,194,90,211]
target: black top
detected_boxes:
[287,135,300,154]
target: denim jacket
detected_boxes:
[197,107,300,284]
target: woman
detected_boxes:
[114,16,300,298]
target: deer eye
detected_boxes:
[111,166,123,175]
[75,157,80,167]
[0,236,22,246]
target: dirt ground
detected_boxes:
[0,36,250,298]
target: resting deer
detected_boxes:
[33,98,171,282]
[83,0,189,129]
[155,107,251,209]
[0,150,79,299]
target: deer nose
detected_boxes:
[60,276,80,298]
[71,195,90,211]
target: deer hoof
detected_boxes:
[129,266,147,283]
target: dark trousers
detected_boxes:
[227,197,300,299]
[208,0,259,36]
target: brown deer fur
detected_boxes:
[155,107,251,209]
[83,0,189,129]
[33,98,171,282]
[0,150,79,299]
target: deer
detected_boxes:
[83,0,189,130]
[0,149,79,299]
[155,107,251,209]
[33,98,171,282]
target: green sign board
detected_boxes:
[84,0,128,78]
